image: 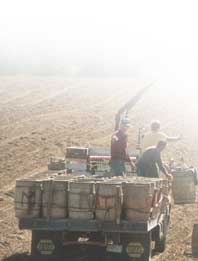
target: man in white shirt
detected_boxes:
[142,120,181,152]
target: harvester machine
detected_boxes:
[115,84,152,131]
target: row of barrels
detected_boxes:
[15,176,170,222]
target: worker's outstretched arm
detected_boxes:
[156,153,173,181]
[166,135,181,142]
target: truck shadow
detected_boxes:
[2,253,32,261]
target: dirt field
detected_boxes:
[0,76,198,260]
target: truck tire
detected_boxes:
[154,218,168,253]
[31,230,63,261]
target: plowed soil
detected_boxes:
[0,76,198,260]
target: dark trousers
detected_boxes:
[136,164,159,178]
[110,159,125,176]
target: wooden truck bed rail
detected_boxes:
[19,217,160,234]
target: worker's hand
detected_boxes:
[167,173,173,182]
[130,162,136,173]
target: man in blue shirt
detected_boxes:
[136,140,173,180]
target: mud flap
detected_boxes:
[31,230,63,261]
[106,232,151,261]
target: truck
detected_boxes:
[16,156,171,261]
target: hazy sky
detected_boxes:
[0,0,198,89]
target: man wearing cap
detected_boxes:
[110,118,135,176]
[136,140,173,180]
[141,120,181,152]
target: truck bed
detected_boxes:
[19,217,160,234]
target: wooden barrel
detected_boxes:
[95,182,123,222]
[42,179,68,218]
[172,171,196,204]
[15,179,42,218]
[68,181,95,219]
[123,182,155,222]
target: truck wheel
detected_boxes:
[142,232,152,261]
[31,230,63,261]
[155,218,168,253]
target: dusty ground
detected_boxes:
[0,76,198,260]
